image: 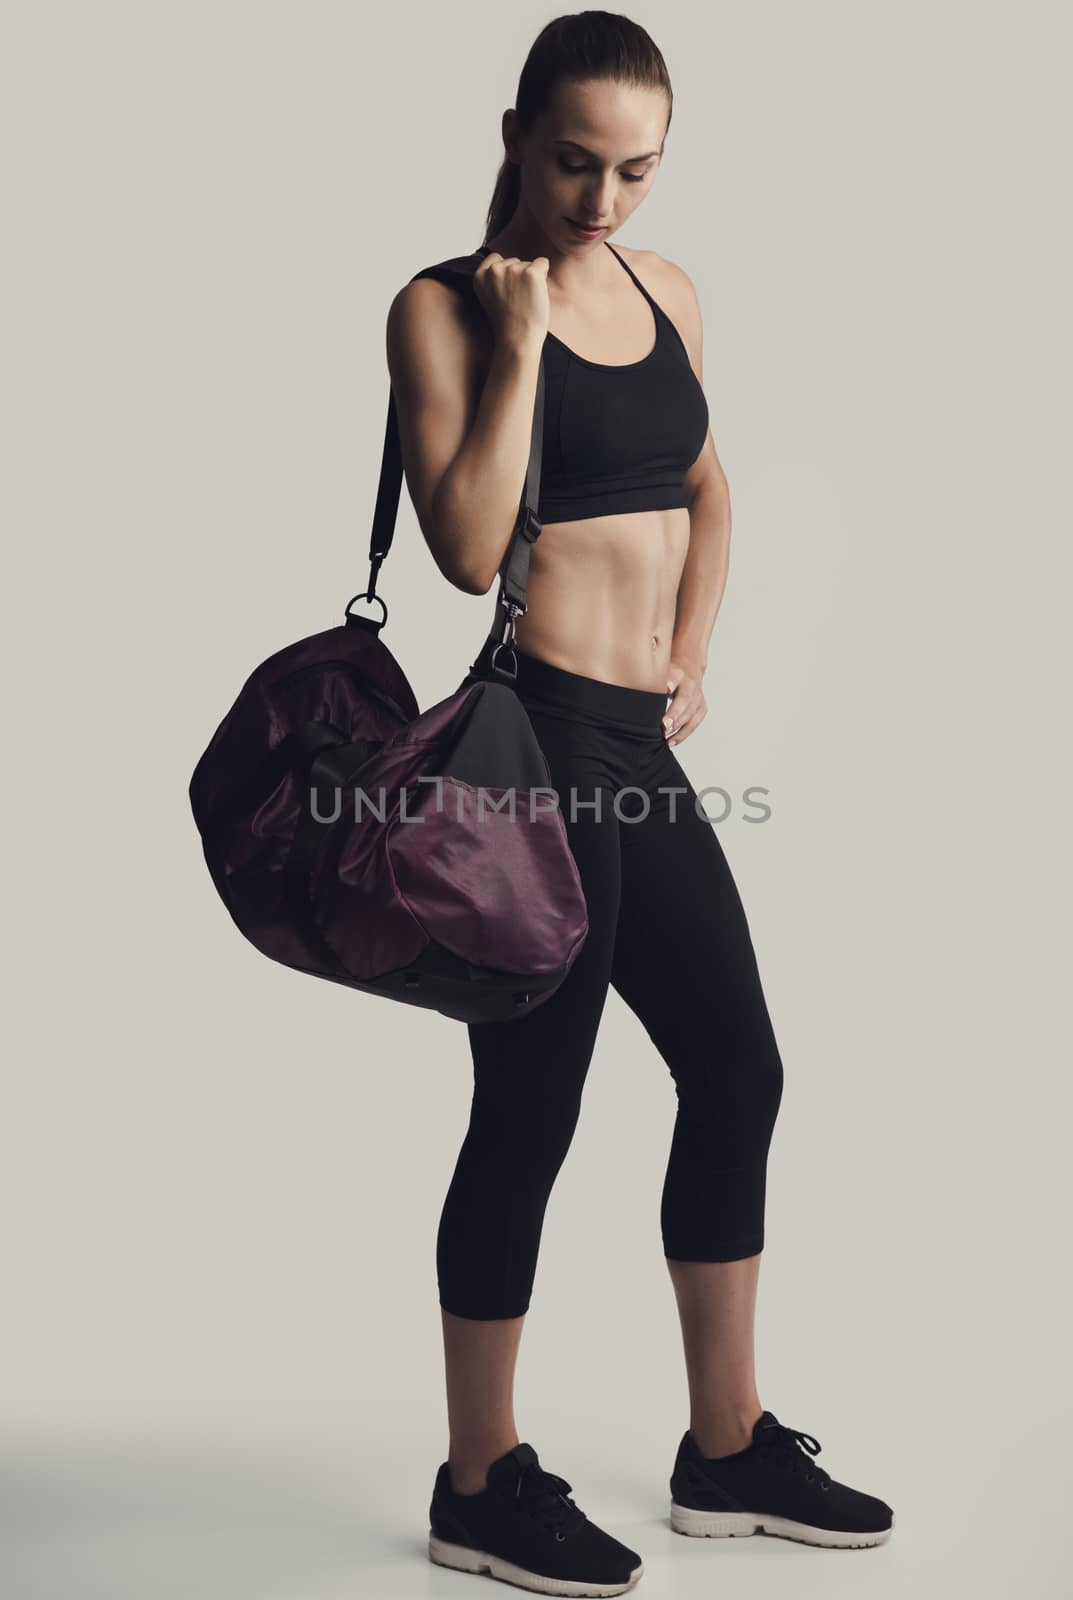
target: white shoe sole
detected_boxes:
[670,1500,894,1548]
[429,1533,644,1594]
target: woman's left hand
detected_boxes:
[663,658,708,746]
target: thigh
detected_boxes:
[610,744,781,1071]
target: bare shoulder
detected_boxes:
[387,279,445,381]
[614,244,704,372]
[615,243,703,343]
[386,275,487,380]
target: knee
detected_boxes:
[756,1038,784,1131]
[741,1034,784,1146]
[460,1090,584,1186]
[675,1034,784,1152]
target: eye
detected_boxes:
[557,158,649,184]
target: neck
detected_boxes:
[483,217,616,292]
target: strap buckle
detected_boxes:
[488,506,539,681]
[489,598,523,679]
[518,505,542,544]
[366,550,386,599]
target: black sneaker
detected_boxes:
[429,1441,645,1595]
[669,1410,895,1549]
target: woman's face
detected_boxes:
[511,77,669,251]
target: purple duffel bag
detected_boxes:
[188,250,589,1023]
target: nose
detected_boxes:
[583,171,616,220]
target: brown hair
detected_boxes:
[483,11,673,245]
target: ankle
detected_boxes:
[689,1405,763,1460]
[448,1435,519,1496]
[448,1463,490,1496]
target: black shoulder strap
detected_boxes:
[345,250,545,674]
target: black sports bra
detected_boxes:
[474,242,709,526]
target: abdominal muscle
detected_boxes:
[489,506,691,694]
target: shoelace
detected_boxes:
[514,1461,589,1539]
[755,1421,833,1490]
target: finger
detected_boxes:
[667,706,706,746]
[662,696,694,737]
[666,700,703,736]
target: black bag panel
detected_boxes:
[437,680,555,792]
[302,938,569,1024]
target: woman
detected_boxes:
[386,13,894,1595]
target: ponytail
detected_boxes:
[484,156,522,244]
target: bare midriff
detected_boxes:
[487,505,691,693]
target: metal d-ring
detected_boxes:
[344,591,388,628]
[489,640,518,680]
[489,596,524,680]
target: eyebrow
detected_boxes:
[553,139,660,163]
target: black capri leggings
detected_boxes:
[436,638,784,1321]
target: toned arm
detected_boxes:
[385,276,542,596]
[652,254,731,680]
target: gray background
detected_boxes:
[4,2,1070,1596]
